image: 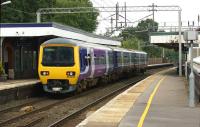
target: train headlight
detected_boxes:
[66,71,75,77]
[40,71,49,76]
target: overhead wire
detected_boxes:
[91,0,114,30]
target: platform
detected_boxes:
[77,68,200,127]
[0,79,40,91]
[0,79,41,104]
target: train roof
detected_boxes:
[42,38,147,54]
[42,38,112,51]
[133,50,147,54]
[109,46,147,54]
[109,46,133,52]
[42,38,78,45]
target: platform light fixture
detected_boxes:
[1,1,11,6]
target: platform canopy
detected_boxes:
[0,22,121,46]
[150,31,200,50]
[150,32,200,44]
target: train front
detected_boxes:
[38,39,80,93]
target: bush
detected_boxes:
[0,62,5,76]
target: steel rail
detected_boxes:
[0,98,46,114]
[0,77,136,127]
[48,76,145,127]
[22,117,45,127]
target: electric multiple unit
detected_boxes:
[38,38,147,93]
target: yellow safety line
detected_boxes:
[137,76,166,127]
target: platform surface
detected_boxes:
[77,68,200,127]
[0,79,40,91]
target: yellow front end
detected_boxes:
[38,44,80,93]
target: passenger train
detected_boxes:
[38,38,147,93]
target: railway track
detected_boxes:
[0,98,46,114]
[0,75,145,127]
[48,76,145,127]
[0,90,93,127]
[0,76,142,127]
[21,117,45,127]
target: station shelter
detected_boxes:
[0,22,121,79]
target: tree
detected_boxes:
[0,0,99,32]
[122,37,143,50]
[120,19,158,42]
[1,0,54,23]
[48,0,98,32]
[119,19,163,58]
[142,45,162,57]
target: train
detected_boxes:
[38,38,147,93]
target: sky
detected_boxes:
[90,0,200,34]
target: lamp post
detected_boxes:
[1,1,11,6]
[184,30,198,107]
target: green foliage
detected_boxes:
[0,0,99,32]
[119,19,161,57]
[49,0,99,32]
[1,0,53,23]
[137,19,158,32]
[119,19,178,62]
[120,19,158,42]
[142,46,162,58]
[0,62,5,76]
[122,37,143,50]
[164,48,179,62]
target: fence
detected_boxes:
[147,57,169,65]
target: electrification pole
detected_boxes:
[178,10,182,76]
[124,2,127,27]
[115,2,119,30]
[111,17,113,32]
[152,3,155,31]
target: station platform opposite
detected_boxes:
[0,79,41,104]
[77,68,200,127]
[0,79,40,91]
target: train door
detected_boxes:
[79,47,91,80]
[80,48,87,72]
[105,50,109,75]
[107,51,114,74]
[113,51,118,69]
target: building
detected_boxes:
[0,22,121,79]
